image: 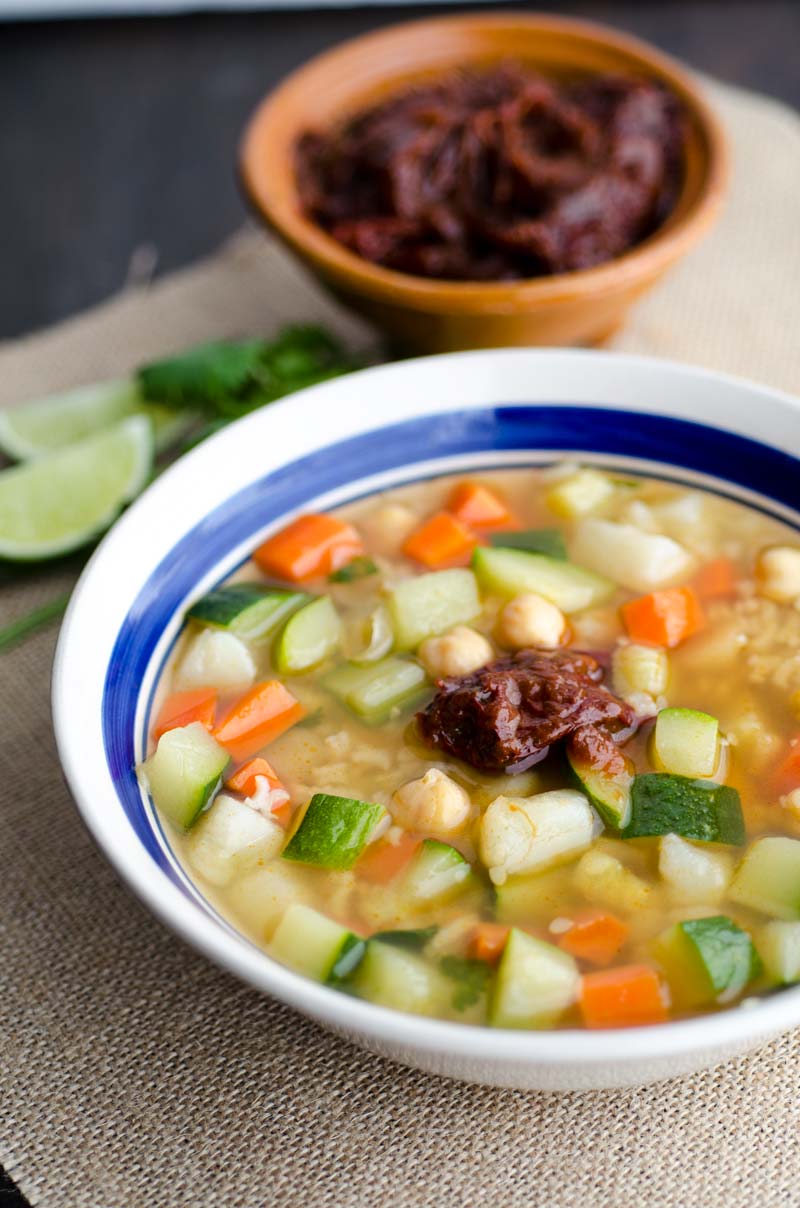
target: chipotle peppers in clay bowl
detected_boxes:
[240,14,727,352]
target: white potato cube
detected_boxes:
[571,518,695,593]
[479,789,595,886]
[175,628,256,693]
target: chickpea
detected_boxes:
[391,769,472,833]
[756,546,800,604]
[418,626,493,679]
[497,592,566,650]
[360,504,418,555]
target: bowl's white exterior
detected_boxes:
[53,349,800,1090]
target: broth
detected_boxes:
[139,465,800,1029]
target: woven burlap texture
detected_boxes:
[1,80,799,1208]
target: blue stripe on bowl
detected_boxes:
[102,404,800,898]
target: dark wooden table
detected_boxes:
[1,2,798,1203]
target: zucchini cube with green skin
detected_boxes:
[488,528,567,560]
[282,793,388,870]
[270,903,365,984]
[622,774,744,845]
[387,568,480,650]
[494,867,571,926]
[353,941,452,1017]
[187,584,309,641]
[402,839,474,908]
[324,657,429,724]
[138,721,229,830]
[490,929,579,1029]
[471,546,613,613]
[274,595,342,674]
[567,746,633,831]
[729,837,800,919]
[654,916,761,1008]
[757,921,800,983]
[653,708,720,779]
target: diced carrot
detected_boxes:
[557,910,629,967]
[253,513,364,582]
[448,481,516,529]
[357,832,421,884]
[226,756,284,799]
[773,738,800,795]
[213,680,304,761]
[621,586,705,648]
[226,759,293,823]
[271,799,293,828]
[468,923,511,964]
[579,964,668,1029]
[402,511,478,569]
[152,688,217,740]
[693,557,737,600]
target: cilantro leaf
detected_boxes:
[329,556,378,584]
[138,340,267,408]
[439,956,490,1011]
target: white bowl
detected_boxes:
[53,348,800,1091]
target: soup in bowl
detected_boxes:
[53,350,800,1088]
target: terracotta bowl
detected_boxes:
[240,13,728,353]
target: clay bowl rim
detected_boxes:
[239,11,729,314]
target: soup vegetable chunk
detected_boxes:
[138,465,800,1030]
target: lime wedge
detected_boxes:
[0,378,188,460]
[0,415,153,560]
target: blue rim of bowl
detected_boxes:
[103,403,799,904]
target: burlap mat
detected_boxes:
[2,80,800,1208]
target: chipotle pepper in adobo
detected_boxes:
[295,63,685,280]
[417,648,638,774]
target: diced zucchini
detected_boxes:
[187,584,308,641]
[174,628,256,693]
[479,790,596,884]
[729,837,800,919]
[573,849,653,912]
[653,915,760,1007]
[324,656,428,724]
[138,721,229,830]
[567,745,633,831]
[545,469,615,519]
[757,921,800,983]
[186,792,284,886]
[471,546,612,613]
[345,604,394,665]
[402,839,473,907]
[387,568,480,650]
[353,941,451,1016]
[570,518,695,593]
[270,903,365,983]
[612,643,669,699]
[282,792,388,870]
[488,528,567,560]
[622,774,744,845]
[274,595,342,674]
[653,708,719,778]
[658,834,733,905]
[489,929,579,1029]
[495,867,571,925]
[371,926,438,951]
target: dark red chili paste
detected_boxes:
[295,63,685,281]
[417,649,637,774]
